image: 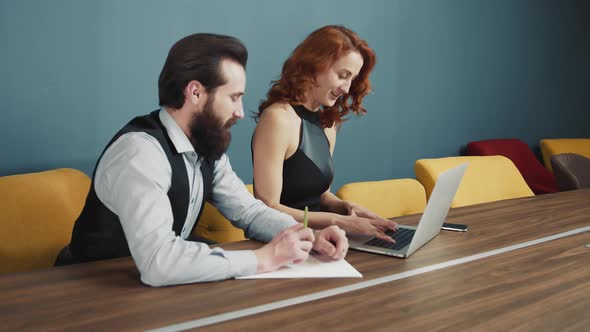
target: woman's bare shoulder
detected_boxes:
[258,102,299,128]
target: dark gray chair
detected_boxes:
[550,153,590,191]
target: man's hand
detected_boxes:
[254,224,314,273]
[312,225,348,260]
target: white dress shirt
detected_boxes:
[94,109,297,286]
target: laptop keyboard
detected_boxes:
[364,228,415,250]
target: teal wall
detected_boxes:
[1,0,589,190]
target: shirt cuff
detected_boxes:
[215,248,258,277]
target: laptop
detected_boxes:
[348,163,467,258]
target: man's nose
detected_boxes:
[233,104,244,119]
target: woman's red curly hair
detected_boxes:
[257,25,376,128]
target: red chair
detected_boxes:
[466,139,558,195]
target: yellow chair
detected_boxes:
[193,184,252,243]
[0,168,90,274]
[540,138,590,172]
[336,179,426,218]
[415,156,533,208]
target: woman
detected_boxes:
[252,25,398,242]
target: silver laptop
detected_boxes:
[348,163,467,258]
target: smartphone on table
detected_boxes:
[442,223,468,232]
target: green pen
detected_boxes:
[303,206,309,228]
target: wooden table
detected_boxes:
[1,189,589,331]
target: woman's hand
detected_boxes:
[338,202,398,242]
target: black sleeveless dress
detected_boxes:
[279,105,334,211]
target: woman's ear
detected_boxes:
[311,77,320,87]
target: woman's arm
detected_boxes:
[252,105,396,241]
[320,125,398,231]
[319,190,348,215]
[252,105,339,227]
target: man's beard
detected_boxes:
[188,98,236,161]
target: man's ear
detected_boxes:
[185,80,204,106]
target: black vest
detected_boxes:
[69,110,214,262]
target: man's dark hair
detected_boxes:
[158,33,248,109]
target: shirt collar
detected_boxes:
[158,108,196,155]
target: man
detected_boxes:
[56,33,348,286]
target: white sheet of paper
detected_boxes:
[237,255,362,279]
